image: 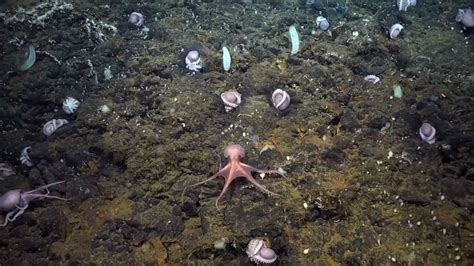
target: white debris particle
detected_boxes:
[303,248,309,254]
[387,151,393,159]
[303,202,308,209]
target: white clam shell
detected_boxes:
[62,97,80,114]
[221,91,242,112]
[271,89,291,111]
[246,239,265,257]
[42,119,69,136]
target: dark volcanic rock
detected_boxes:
[399,190,430,206]
[340,109,361,132]
[37,208,69,241]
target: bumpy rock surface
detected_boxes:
[0,0,473,264]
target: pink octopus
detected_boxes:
[0,181,68,227]
[188,144,283,208]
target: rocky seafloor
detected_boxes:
[0,0,473,265]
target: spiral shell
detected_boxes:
[316,16,329,31]
[419,122,436,144]
[246,239,278,264]
[246,239,265,257]
[253,247,278,264]
[389,23,404,39]
[271,89,291,111]
[185,50,202,72]
[43,119,68,136]
[221,91,241,112]
[129,12,144,27]
[20,146,33,167]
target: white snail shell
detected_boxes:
[271,89,291,111]
[185,50,202,72]
[246,239,265,257]
[419,122,436,144]
[20,146,33,167]
[246,239,278,264]
[253,247,278,264]
[221,91,242,112]
[389,23,404,39]
[42,119,69,136]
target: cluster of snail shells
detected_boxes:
[245,239,278,264]
[221,89,291,112]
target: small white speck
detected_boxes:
[303,248,309,254]
[455,255,461,261]
[259,173,266,179]
[416,221,421,226]
[387,151,393,159]
[391,117,396,121]
[391,257,396,262]
[303,202,308,209]
[440,195,445,200]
